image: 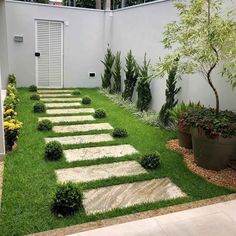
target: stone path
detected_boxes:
[41,98,82,102]
[38,90,72,93]
[46,108,95,115]
[83,178,186,214]
[45,102,81,108]
[39,115,95,123]
[64,144,138,162]
[53,123,113,133]
[56,161,147,183]
[40,94,72,97]
[45,134,114,145]
[39,89,186,216]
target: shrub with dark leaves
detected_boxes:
[94,109,106,118]
[45,141,63,161]
[29,85,37,92]
[112,128,128,138]
[30,94,40,101]
[82,96,91,105]
[33,102,46,113]
[38,119,53,131]
[140,152,161,169]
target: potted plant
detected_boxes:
[189,108,236,170]
[156,0,236,170]
[171,102,201,149]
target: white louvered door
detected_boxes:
[35,20,63,88]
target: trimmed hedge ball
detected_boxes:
[33,102,46,113]
[82,96,91,105]
[72,90,81,96]
[30,94,40,101]
[51,182,83,217]
[38,119,53,131]
[112,128,128,138]
[140,152,160,169]
[45,141,63,161]
[94,109,106,118]
[29,85,37,92]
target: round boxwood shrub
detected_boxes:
[30,94,40,101]
[112,128,128,138]
[72,90,81,96]
[38,119,53,131]
[45,141,63,161]
[51,182,83,217]
[33,102,46,113]
[82,96,91,105]
[94,108,106,118]
[140,152,161,169]
[29,85,37,92]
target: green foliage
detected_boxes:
[156,0,236,113]
[51,182,83,217]
[45,141,63,161]
[72,90,81,96]
[137,54,152,111]
[140,152,161,169]
[112,52,122,93]
[8,74,16,85]
[101,47,115,89]
[30,94,40,101]
[82,96,91,105]
[33,102,46,113]
[159,58,181,126]
[63,0,95,8]
[94,108,106,118]
[29,85,37,92]
[170,101,201,121]
[38,119,53,131]
[122,50,139,101]
[112,127,128,138]
[186,108,236,139]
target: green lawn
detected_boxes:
[0,88,233,235]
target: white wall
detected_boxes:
[2,0,236,111]
[5,0,106,88]
[111,0,236,111]
[0,0,6,159]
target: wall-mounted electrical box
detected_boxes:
[89,72,96,78]
[14,35,23,42]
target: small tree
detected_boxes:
[156,0,236,115]
[137,54,152,111]
[112,52,122,93]
[159,57,181,126]
[122,50,139,101]
[101,47,115,90]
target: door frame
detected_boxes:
[35,19,64,88]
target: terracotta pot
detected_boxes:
[178,128,192,149]
[191,128,236,171]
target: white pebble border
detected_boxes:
[40,94,72,97]
[38,90,72,93]
[39,115,95,123]
[45,102,81,108]
[41,98,82,102]
[46,108,95,115]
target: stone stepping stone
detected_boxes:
[46,108,95,115]
[53,123,113,133]
[45,102,81,108]
[41,98,82,102]
[56,161,147,183]
[83,178,186,214]
[40,94,72,97]
[38,90,72,93]
[38,115,95,123]
[45,134,113,145]
[64,144,138,162]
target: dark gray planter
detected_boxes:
[191,128,236,171]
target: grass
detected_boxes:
[0,88,234,235]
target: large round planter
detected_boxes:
[191,128,236,171]
[178,129,192,149]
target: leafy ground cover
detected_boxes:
[0,88,233,235]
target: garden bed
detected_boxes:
[0,88,234,236]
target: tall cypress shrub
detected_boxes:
[159,58,181,126]
[122,50,138,101]
[112,52,122,93]
[101,47,115,90]
[137,54,152,111]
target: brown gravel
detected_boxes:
[167,139,236,190]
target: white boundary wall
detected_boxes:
[1,0,236,111]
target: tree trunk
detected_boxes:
[207,67,220,114]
